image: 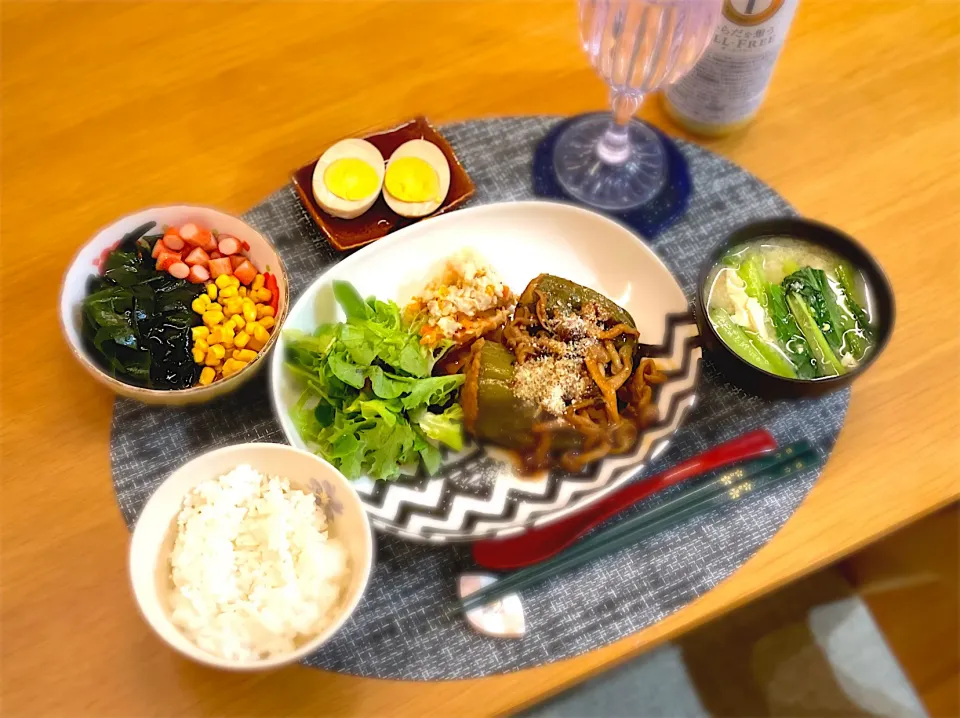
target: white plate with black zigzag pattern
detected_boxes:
[270,201,701,543]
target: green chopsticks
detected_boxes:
[459,441,819,614]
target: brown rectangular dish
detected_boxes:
[292,117,475,252]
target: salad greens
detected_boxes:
[285,281,464,480]
[82,222,204,389]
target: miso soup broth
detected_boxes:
[704,237,876,380]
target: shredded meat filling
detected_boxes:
[500,286,663,473]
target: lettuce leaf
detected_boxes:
[400,375,465,411]
[284,282,463,480]
[412,404,464,452]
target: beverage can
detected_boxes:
[664,0,800,135]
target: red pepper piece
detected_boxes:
[265,272,279,313]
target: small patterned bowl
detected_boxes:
[129,442,374,671]
[59,205,289,405]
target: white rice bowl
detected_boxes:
[168,465,349,662]
[129,443,373,671]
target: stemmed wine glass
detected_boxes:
[554,0,722,211]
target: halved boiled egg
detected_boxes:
[382,139,451,218]
[312,139,385,219]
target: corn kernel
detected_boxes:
[215,274,232,289]
[252,274,265,291]
[242,303,257,323]
[234,331,250,349]
[256,304,275,319]
[207,302,222,314]
[219,286,238,299]
[258,316,276,330]
[202,311,224,328]
[198,367,216,386]
[253,288,273,303]
[208,328,222,344]
[253,324,270,343]
[223,301,242,317]
[192,347,206,364]
[191,326,210,340]
[206,284,218,300]
[234,349,258,363]
[194,338,209,353]
[238,286,247,298]
[209,344,226,360]
[247,336,266,351]
[228,275,241,288]
[222,358,244,377]
[204,351,221,367]
[231,315,246,331]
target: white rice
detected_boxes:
[168,464,349,661]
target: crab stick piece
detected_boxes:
[233,259,258,286]
[168,262,190,279]
[217,236,241,256]
[200,231,218,253]
[209,257,233,278]
[156,250,182,271]
[179,223,201,245]
[188,264,210,284]
[184,247,210,267]
[163,235,185,251]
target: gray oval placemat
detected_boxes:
[111,117,848,680]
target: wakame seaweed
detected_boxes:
[82,223,204,389]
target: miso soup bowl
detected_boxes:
[694,217,895,399]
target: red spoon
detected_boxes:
[472,429,777,570]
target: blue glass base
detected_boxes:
[532,113,691,239]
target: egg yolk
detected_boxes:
[384,157,441,203]
[323,158,380,201]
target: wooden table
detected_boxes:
[2,1,958,715]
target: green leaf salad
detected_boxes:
[285,281,464,480]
